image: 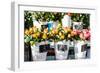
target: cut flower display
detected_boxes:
[24,11,90,61]
[24,25,90,45]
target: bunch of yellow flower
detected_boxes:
[41,28,48,40]
[24,26,40,40]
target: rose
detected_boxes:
[82,29,90,40]
[84,32,90,40]
[71,29,81,37]
[79,33,85,40]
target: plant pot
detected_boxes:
[74,40,87,59]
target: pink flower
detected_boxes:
[73,29,81,35]
[82,29,90,40]
[79,33,85,40]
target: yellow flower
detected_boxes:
[29,27,33,34]
[57,23,62,29]
[61,34,64,39]
[67,27,72,32]
[36,32,40,37]
[32,34,37,38]
[42,34,47,39]
[51,29,56,34]
[43,28,48,33]
[25,29,29,35]
[63,27,68,33]
[59,32,62,36]
[68,34,71,38]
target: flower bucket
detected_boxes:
[31,43,47,61]
[47,21,53,32]
[74,40,87,59]
[55,41,69,60]
[49,41,55,48]
[31,44,39,59]
[68,40,76,59]
[53,21,59,28]
[73,22,83,30]
[32,52,47,61]
[62,15,71,27]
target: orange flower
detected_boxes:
[67,27,72,32]
[63,27,68,33]
[32,34,37,38]
[71,31,75,37]
[43,28,48,33]
[52,28,58,34]
[71,30,78,36]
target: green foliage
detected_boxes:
[32,12,65,23]
[24,11,33,29]
[71,13,90,28]
[24,11,90,29]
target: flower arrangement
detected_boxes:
[24,23,90,46]
[24,11,90,46]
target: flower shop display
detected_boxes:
[24,11,90,61]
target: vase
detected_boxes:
[68,40,75,59]
[47,21,53,32]
[62,15,71,27]
[74,40,87,59]
[73,22,83,30]
[24,42,33,61]
[55,41,69,60]
[53,21,59,28]
[31,43,39,56]
[32,52,47,61]
[31,42,47,61]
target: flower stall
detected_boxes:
[24,11,90,61]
